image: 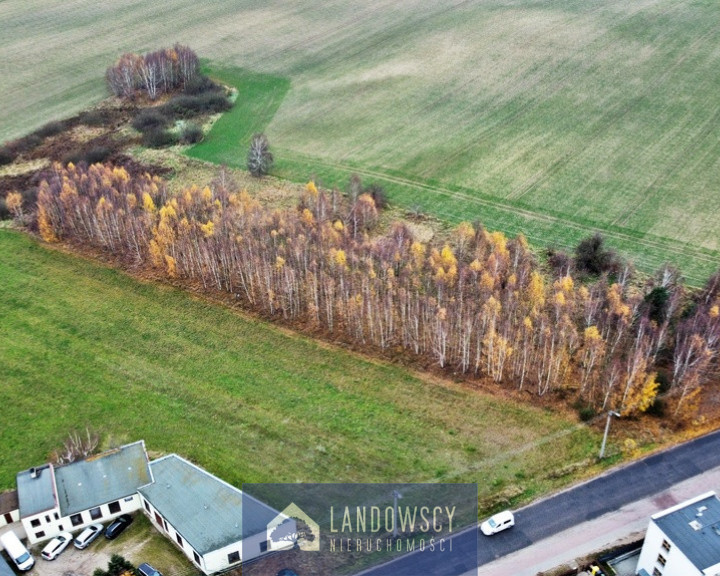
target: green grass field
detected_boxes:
[0,230,600,508]
[186,67,290,166]
[2,0,719,283]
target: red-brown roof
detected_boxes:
[0,490,19,515]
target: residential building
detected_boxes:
[137,454,282,575]
[8,442,285,574]
[17,440,152,544]
[636,491,720,576]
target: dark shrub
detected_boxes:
[162,92,231,118]
[0,197,9,220]
[179,123,203,145]
[79,109,110,127]
[646,397,666,418]
[62,146,112,166]
[204,92,233,113]
[578,406,596,422]
[132,108,169,132]
[183,74,222,95]
[575,233,618,276]
[21,187,38,208]
[142,128,177,148]
[0,147,15,166]
[32,120,68,139]
[84,146,112,164]
[9,134,43,155]
[547,248,572,277]
[644,286,670,323]
[364,183,388,209]
[62,149,85,165]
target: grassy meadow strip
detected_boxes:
[0,229,600,509]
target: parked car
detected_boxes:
[74,523,104,549]
[480,510,515,536]
[137,563,163,576]
[105,514,133,539]
[277,571,299,576]
[41,532,73,560]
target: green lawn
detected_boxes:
[186,66,290,166]
[0,230,599,508]
[2,0,720,283]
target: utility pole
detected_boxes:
[599,411,621,459]
[392,489,402,538]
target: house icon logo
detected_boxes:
[266,503,320,552]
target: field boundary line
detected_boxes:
[281,150,720,265]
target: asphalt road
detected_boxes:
[359,428,720,576]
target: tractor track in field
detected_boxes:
[334,0,613,167]
[265,0,719,284]
[612,99,720,229]
[280,150,720,284]
[502,0,702,204]
[266,0,720,283]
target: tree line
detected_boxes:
[31,162,720,422]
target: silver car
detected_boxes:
[74,523,103,549]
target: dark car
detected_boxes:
[105,514,133,539]
[277,571,299,576]
[137,563,163,576]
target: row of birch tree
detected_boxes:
[33,162,720,421]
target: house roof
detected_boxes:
[138,455,279,555]
[53,441,152,517]
[652,491,720,571]
[16,465,56,517]
[0,490,19,515]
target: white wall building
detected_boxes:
[10,442,283,574]
[16,441,152,544]
[637,491,720,576]
[137,454,283,575]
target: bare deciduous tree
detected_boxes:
[51,428,100,465]
[247,133,273,177]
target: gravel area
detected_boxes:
[30,531,155,576]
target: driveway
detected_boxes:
[23,515,197,576]
[30,532,150,576]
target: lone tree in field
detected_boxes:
[247,133,273,177]
[574,233,619,276]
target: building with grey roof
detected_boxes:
[637,491,720,576]
[16,465,55,519]
[54,440,151,517]
[9,442,283,573]
[138,455,282,574]
[17,441,151,544]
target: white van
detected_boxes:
[0,530,34,571]
[480,510,515,536]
